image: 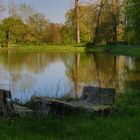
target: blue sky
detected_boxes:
[4,0,73,23]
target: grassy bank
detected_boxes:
[1,44,140,57]
[106,45,140,57]
[0,90,139,140]
[0,44,86,53]
[87,45,140,57]
[0,44,106,53]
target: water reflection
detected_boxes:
[0,50,139,102]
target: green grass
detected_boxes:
[86,45,106,53]
[87,45,140,57]
[0,115,139,140]
[106,45,140,57]
[1,44,140,57]
[0,44,86,53]
[0,89,139,140]
[0,44,105,53]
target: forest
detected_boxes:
[0,0,139,48]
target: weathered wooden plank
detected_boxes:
[13,104,34,117]
[30,96,78,115]
[30,94,113,115]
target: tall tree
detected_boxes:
[65,4,96,43]
[46,23,62,44]
[1,17,25,47]
[125,0,140,44]
[93,0,107,45]
[26,12,48,44]
[75,0,80,43]
[111,0,121,42]
[92,0,124,44]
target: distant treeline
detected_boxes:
[0,0,139,47]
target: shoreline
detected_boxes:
[0,44,140,57]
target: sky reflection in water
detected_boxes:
[0,50,139,102]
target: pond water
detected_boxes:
[0,50,140,102]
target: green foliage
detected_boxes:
[24,12,48,44]
[0,0,139,46]
[0,17,25,46]
[61,25,75,44]
[125,0,140,44]
[106,45,140,57]
[64,5,95,43]
[0,2,64,46]
[45,23,62,44]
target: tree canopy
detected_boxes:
[0,0,139,47]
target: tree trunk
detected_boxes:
[112,0,120,42]
[7,30,11,48]
[75,0,80,43]
[93,0,106,46]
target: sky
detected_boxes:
[4,0,92,23]
[4,0,73,23]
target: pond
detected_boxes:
[0,50,140,102]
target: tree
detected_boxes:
[75,0,80,43]
[125,0,140,44]
[110,0,121,42]
[92,0,124,44]
[46,23,62,44]
[65,4,96,43]
[26,12,48,44]
[0,17,25,47]
[93,0,107,45]
[61,25,75,44]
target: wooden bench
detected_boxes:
[81,86,115,105]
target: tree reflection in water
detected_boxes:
[0,50,139,101]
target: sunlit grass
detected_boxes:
[1,44,140,57]
[0,44,85,53]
